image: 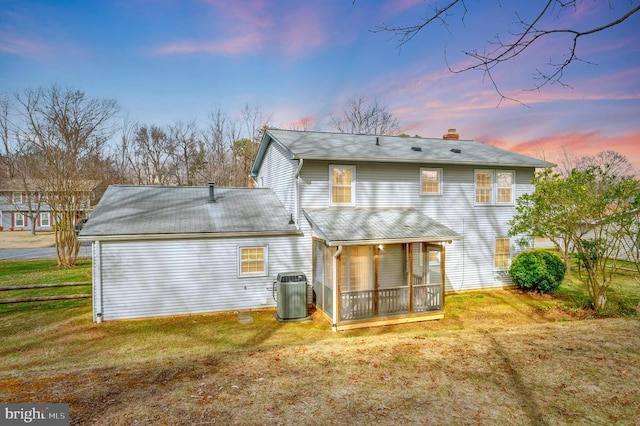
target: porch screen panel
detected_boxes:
[378,244,409,316]
[342,246,372,291]
[411,243,425,285]
[322,245,334,317]
[340,246,373,321]
[414,245,443,312]
[313,240,325,310]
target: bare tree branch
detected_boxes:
[373,1,640,98]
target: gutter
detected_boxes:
[291,154,554,169]
[78,229,304,243]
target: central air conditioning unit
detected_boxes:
[273,272,310,322]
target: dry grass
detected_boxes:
[0,231,56,248]
[1,294,639,425]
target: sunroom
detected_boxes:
[303,208,462,331]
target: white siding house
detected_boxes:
[81,129,552,330]
[79,185,307,322]
[251,130,553,330]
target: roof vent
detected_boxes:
[208,182,216,203]
[451,148,462,154]
[411,146,422,151]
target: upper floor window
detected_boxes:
[475,170,515,205]
[238,246,268,277]
[12,192,23,203]
[420,168,443,195]
[330,165,355,206]
[496,171,514,204]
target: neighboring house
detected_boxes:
[0,179,94,231]
[80,129,553,330]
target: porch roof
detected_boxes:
[302,207,462,246]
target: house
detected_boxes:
[78,185,306,321]
[0,179,95,232]
[80,129,553,330]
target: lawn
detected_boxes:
[1,259,639,425]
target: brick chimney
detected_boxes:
[443,129,459,140]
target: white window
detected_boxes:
[475,170,515,205]
[495,238,511,270]
[496,171,514,204]
[12,192,23,203]
[475,170,494,204]
[14,213,25,228]
[330,165,355,206]
[420,168,442,195]
[238,246,268,277]
[40,212,50,227]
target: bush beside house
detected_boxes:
[509,250,566,293]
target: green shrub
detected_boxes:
[509,250,566,293]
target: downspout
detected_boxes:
[293,159,304,229]
[93,240,103,323]
[332,245,342,332]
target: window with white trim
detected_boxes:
[40,212,50,227]
[238,246,268,277]
[494,238,511,269]
[420,168,442,195]
[475,170,515,205]
[12,192,23,203]
[496,171,514,204]
[330,165,355,206]
[14,213,25,228]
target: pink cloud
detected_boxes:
[381,0,427,16]
[154,33,266,55]
[486,131,640,171]
[154,1,327,56]
[287,116,317,130]
[0,33,48,56]
[280,6,326,54]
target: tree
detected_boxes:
[168,120,201,186]
[331,94,400,135]
[14,86,118,266]
[374,1,640,101]
[510,164,640,311]
[131,125,175,185]
[509,168,576,273]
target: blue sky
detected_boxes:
[2,0,639,169]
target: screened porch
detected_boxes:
[312,241,447,331]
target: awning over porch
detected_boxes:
[302,207,462,246]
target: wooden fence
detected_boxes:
[0,282,91,304]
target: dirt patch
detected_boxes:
[0,231,55,248]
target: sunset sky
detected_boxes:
[2,0,639,170]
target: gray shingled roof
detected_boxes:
[79,185,300,239]
[303,207,462,246]
[251,130,553,176]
